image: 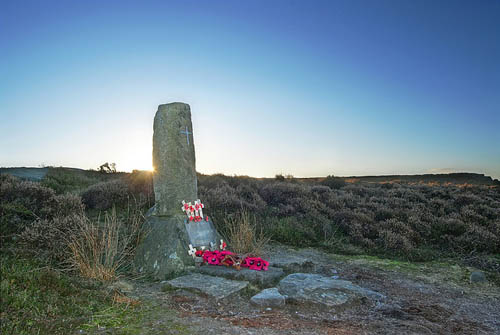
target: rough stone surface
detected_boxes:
[165,274,249,300]
[278,273,385,307]
[152,102,197,217]
[134,214,195,279]
[250,288,286,307]
[195,265,285,288]
[184,218,220,248]
[264,247,333,273]
[470,271,487,284]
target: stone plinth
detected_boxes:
[135,214,195,279]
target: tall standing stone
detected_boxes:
[134,102,220,280]
[152,102,197,216]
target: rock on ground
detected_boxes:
[250,288,286,307]
[165,273,249,300]
[264,246,335,273]
[195,265,285,288]
[278,273,385,307]
[470,270,488,284]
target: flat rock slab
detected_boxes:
[250,288,286,307]
[264,247,334,273]
[195,265,285,288]
[165,274,248,300]
[278,273,385,307]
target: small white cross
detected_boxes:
[188,244,197,257]
[220,239,227,250]
[179,126,192,145]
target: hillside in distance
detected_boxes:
[0,167,498,187]
[298,172,499,186]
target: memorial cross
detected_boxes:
[188,244,197,257]
[179,126,192,145]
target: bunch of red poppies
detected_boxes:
[196,249,269,271]
[182,200,206,223]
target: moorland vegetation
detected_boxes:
[1,167,499,333]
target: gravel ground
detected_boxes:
[99,246,500,335]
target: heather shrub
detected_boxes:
[124,170,154,208]
[200,182,265,215]
[262,216,318,245]
[0,175,84,239]
[377,229,414,254]
[199,173,500,260]
[20,213,86,263]
[81,179,130,210]
[321,175,346,189]
[259,182,309,206]
[1,174,56,217]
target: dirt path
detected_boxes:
[85,247,500,334]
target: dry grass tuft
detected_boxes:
[67,207,144,281]
[112,291,140,307]
[223,211,269,256]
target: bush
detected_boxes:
[0,175,84,240]
[321,175,346,190]
[81,179,130,210]
[20,213,86,263]
[198,174,500,260]
[262,216,318,246]
[124,170,154,208]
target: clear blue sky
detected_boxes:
[1,0,499,179]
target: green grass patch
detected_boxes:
[327,252,500,291]
[0,251,137,335]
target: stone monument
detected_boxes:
[134,102,220,279]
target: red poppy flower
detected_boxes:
[207,252,220,265]
[240,257,250,268]
[202,251,213,263]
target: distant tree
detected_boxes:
[99,162,117,173]
[275,174,285,181]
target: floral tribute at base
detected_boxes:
[189,243,269,271]
[183,199,269,271]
